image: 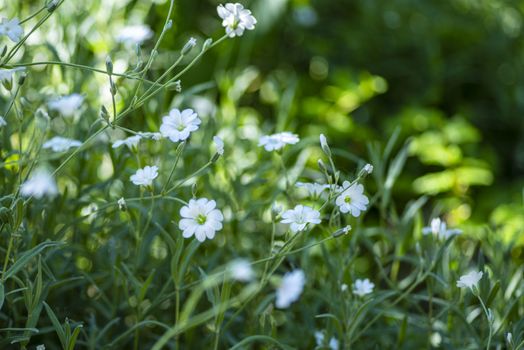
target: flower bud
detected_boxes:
[0,46,7,57]
[105,56,113,75]
[333,225,351,237]
[18,73,26,86]
[47,0,59,12]
[165,20,173,30]
[202,38,213,51]
[181,37,197,55]
[319,133,331,157]
[117,197,127,212]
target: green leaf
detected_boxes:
[0,282,4,310]
[4,241,64,281]
[44,301,67,349]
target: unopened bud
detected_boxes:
[117,197,127,212]
[181,37,197,55]
[333,225,351,237]
[359,163,373,178]
[202,38,213,51]
[0,46,7,57]
[100,105,109,119]
[47,0,59,12]
[165,20,173,30]
[191,183,198,198]
[318,158,328,174]
[110,80,117,95]
[105,56,113,75]
[18,73,26,86]
[319,133,331,157]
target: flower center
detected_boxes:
[344,195,352,204]
[196,214,207,225]
[177,123,186,131]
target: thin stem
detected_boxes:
[476,291,493,350]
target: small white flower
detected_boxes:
[506,332,513,345]
[116,24,153,44]
[456,270,483,290]
[48,94,84,117]
[213,135,224,155]
[182,37,197,54]
[363,163,373,174]
[217,3,257,37]
[295,182,329,198]
[80,203,98,223]
[258,132,299,152]
[0,67,24,84]
[335,181,369,217]
[43,136,82,152]
[0,18,23,42]
[229,259,254,282]
[280,205,321,233]
[422,218,462,240]
[36,345,46,350]
[353,278,374,296]
[138,131,163,140]
[117,197,127,211]
[319,133,328,149]
[340,283,348,292]
[20,169,58,199]
[0,116,6,128]
[275,269,305,308]
[315,331,339,350]
[130,165,158,186]
[179,198,224,242]
[112,135,142,150]
[160,108,201,142]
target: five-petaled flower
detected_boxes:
[422,218,462,240]
[179,198,224,242]
[160,108,201,142]
[217,3,257,37]
[335,181,369,217]
[258,131,299,152]
[276,269,305,308]
[229,259,254,282]
[21,169,59,199]
[213,136,224,155]
[48,94,84,117]
[280,205,321,233]
[0,17,23,42]
[353,278,374,296]
[130,165,158,186]
[456,270,483,290]
[43,136,82,152]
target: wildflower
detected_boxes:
[335,181,369,217]
[116,24,153,44]
[258,131,299,152]
[275,269,305,308]
[422,218,462,240]
[160,108,201,143]
[179,198,224,242]
[280,205,321,233]
[130,165,158,186]
[456,270,483,290]
[112,135,142,150]
[20,169,58,199]
[48,94,84,117]
[0,116,6,128]
[43,136,82,152]
[217,3,257,37]
[0,18,23,42]
[36,345,45,350]
[0,68,24,84]
[353,278,374,296]
[117,197,127,211]
[315,331,339,350]
[181,37,197,55]
[229,259,254,282]
[295,181,329,198]
[213,136,224,155]
[340,283,348,292]
[363,163,373,174]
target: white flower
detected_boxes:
[0,116,6,128]
[112,135,142,150]
[353,278,374,296]
[315,331,339,350]
[179,198,224,242]
[138,131,163,140]
[280,205,321,233]
[213,136,224,155]
[295,181,329,198]
[319,133,328,149]
[130,165,158,186]
[0,18,23,42]
[181,37,197,54]
[456,270,483,289]
[363,163,373,174]
[43,136,82,152]
[422,218,462,240]
[48,94,84,117]
[117,197,126,211]
[217,3,257,37]
[116,24,153,44]
[160,108,201,142]
[36,345,45,350]
[335,181,369,217]
[0,68,24,84]
[340,283,348,292]
[258,132,299,152]
[229,259,254,282]
[275,269,305,308]
[20,169,58,199]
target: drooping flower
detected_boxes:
[116,24,153,44]
[422,218,462,240]
[353,278,374,296]
[179,198,224,242]
[229,259,254,282]
[0,116,6,128]
[217,3,257,37]
[20,169,58,199]
[275,269,305,308]
[48,94,84,117]
[258,132,299,152]
[456,270,483,290]
[295,181,329,198]
[0,18,23,42]
[213,136,224,155]
[160,108,201,143]
[130,165,158,186]
[43,136,82,152]
[335,181,369,217]
[280,205,321,233]
[315,331,340,350]
[112,135,142,150]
